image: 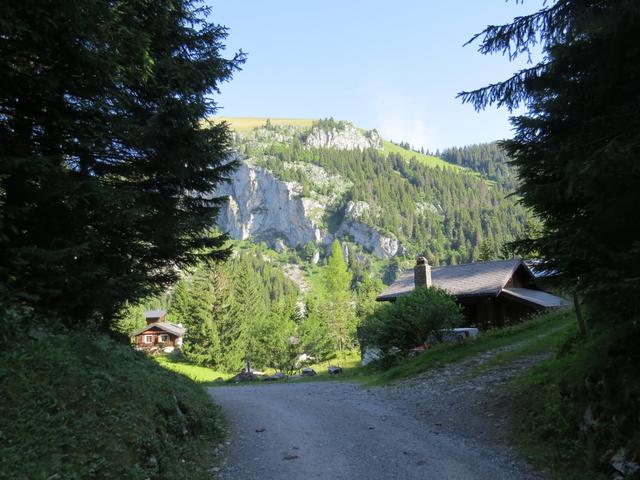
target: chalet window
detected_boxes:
[144,335,153,344]
[159,334,169,343]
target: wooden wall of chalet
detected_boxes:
[135,328,179,349]
[460,294,538,330]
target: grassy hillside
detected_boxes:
[355,309,576,385]
[510,322,640,480]
[0,328,225,480]
[380,139,459,170]
[213,116,314,135]
[212,116,459,171]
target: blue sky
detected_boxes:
[207,1,544,150]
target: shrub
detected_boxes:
[359,287,463,356]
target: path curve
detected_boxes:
[209,375,540,480]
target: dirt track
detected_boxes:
[208,353,542,480]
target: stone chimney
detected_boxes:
[414,256,432,289]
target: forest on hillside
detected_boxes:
[253,138,527,265]
[117,240,384,375]
[439,142,519,192]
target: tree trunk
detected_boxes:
[573,291,588,336]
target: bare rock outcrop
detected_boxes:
[305,123,382,151]
[215,157,401,258]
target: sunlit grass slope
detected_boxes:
[213,116,314,135]
[380,139,459,170]
[211,116,461,171]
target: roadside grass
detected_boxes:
[355,309,575,386]
[155,354,232,383]
[459,310,577,380]
[507,320,640,480]
[0,328,225,479]
[508,350,607,480]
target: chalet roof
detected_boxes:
[501,288,570,308]
[131,322,186,337]
[524,260,559,279]
[144,309,167,318]
[376,259,529,301]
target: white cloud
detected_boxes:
[360,85,438,151]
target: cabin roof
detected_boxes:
[144,309,167,318]
[131,322,186,337]
[501,287,570,308]
[376,259,530,301]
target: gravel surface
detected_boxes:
[208,347,545,480]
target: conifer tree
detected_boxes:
[459,0,640,319]
[323,240,355,351]
[299,300,333,362]
[0,0,245,327]
[171,270,221,366]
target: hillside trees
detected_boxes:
[170,272,220,366]
[460,0,640,321]
[323,240,356,351]
[257,143,528,265]
[148,252,299,372]
[441,142,518,191]
[0,0,244,327]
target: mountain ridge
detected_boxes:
[213,117,527,266]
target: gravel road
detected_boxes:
[208,350,543,480]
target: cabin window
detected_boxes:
[159,334,169,343]
[144,335,153,344]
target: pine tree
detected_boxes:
[459,0,640,320]
[478,240,495,262]
[0,0,245,327]
[323,240,355,351]
[168,271,221,366]
[299,297,333,362]
[231,257,270,368]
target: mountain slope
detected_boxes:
[213,117,529,266]
[440,142,519,191]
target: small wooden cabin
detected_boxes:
[377,258,569,329]
[131,310,186,353]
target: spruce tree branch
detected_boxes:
[464,0,572,60]
[457,63,547,111]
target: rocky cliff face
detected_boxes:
[215,157,401,258]
[305,123,382,150]
[216,159,329,247]
[337,201,402,258]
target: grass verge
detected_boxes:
[508,320,640,480]
[355,309,575,386]
[0,328,225,479]
[155,354,232,383]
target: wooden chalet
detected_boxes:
[377,257,569,329]
[131,310,186,353]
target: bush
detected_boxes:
[359,287,463,356]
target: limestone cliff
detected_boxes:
[215,157,402,258]
[304,123,382,150]
[216,159,329,247]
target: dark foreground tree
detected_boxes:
[459,0,640,321]
[0,0,244,327]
